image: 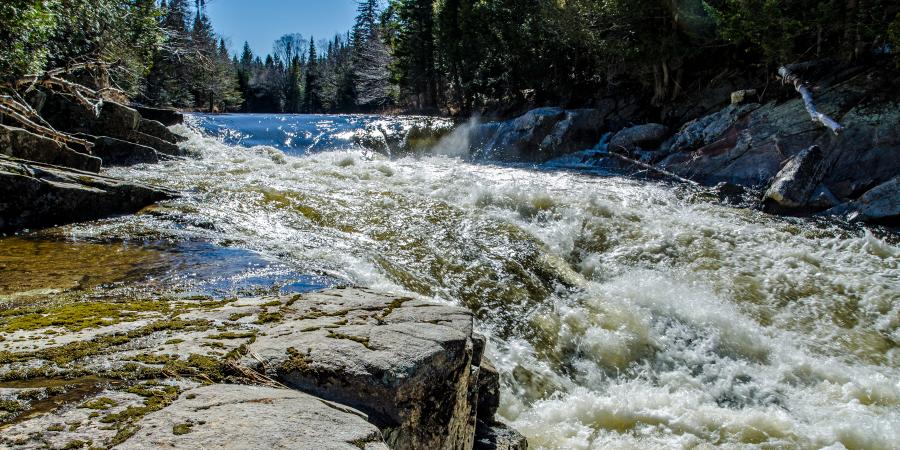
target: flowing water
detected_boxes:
[6,114,900,449]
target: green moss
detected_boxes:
[206,331,256,340]
[62,440,89,449]
[100,384,179,431]
[48,423,66,431]
[255,311,284,324]
[378,297,413,320]
[227,312,252,322]
[326,330,372,349]
[0,399,24,413]
[259,300,282,308]
[164,339,185,345]
[0,299,172,333]
[172,422,193,435]
[79,397,118,410]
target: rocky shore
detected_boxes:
[0,288,527,449]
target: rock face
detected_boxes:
[0,125,101,173]
[354,117,454,156]
[825,176,900,225]
[139,118,188,144]
[90,136,160,166]
[245,288,483,450]
[133,105,184,127]
[469,98,644,162]
[658,66,899,222]
[763,145,828,212]
[608,123,668,152]
[0,155,175,232]
[0,287,526,449]
[119,385,389,450]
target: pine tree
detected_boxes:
[353,0,394,108]
[303,37,322,113]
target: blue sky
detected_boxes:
[205,0,359,58]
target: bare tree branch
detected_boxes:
[778,65,844,135]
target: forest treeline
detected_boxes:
[2,0,898,115]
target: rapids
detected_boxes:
[18,114,900,448]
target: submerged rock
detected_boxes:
[474,420,529,450]
[0,125,101,173]
[119,385,388,450]
[483,108,567,161]
[0,155,175,232]
[139,118,188,145]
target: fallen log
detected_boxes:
[605,149,699,186]
[777,65,844,135]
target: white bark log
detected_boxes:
[778,66,845,135]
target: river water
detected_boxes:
[10,114,900,449]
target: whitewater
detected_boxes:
[80,114,900,449]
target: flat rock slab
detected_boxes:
[0,155,175,232]
[245,288,478,450]
[119,384,388,450]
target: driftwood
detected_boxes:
[777,65,844,135]
[605,149,699,186]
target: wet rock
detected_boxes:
[139,118,187,144]
[476,357,500,420]
[608,123,668,152]
[0,125,101,173]
[90,136,160,166]
[126,130,184,156]
[94,101,142,138]
[120,384,388,450]
[534,109,607,161]
[763,145,827,212]
[807,184,841,211]
[133,106,184,127]
[714,182,748,205]
[355,117,453,156]
[487,107,567,161]
[0,155,175,232]
[474,420,529,450]
[244,288,479,450]
[824,176,900,225]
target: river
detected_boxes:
[3,114,898,449]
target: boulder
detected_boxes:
[244,288,480,450]
[119,385,388,450]
[0,155,175,232]
[355,117,454,156]
[474,421,529,450]
[763,145,828,212]
[485,107,567,161]
[91,136,160,166]
[476,358,501,420]
[608,123,668,152]
[139,118,187,144]
[94,101,142,137]
[824,176,900,225]
[0,124,101,173]
[534,109,607,161]
[807,184,841,211]
[134,105,184,126]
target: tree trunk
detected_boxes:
[777,65,845,135]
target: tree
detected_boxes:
[353,0,394,108]
[303,37,322,113]
[387,0,438,110]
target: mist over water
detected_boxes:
[98,114,898,449]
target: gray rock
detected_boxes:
[354,117,453,156]
[0,124,101,173]
[245,288,479,450]
[488,107,567,161]
[94,101,142,137]
[476,357,500,420]
[0,155,175,232]
[126,130,184,156]
[824,176,900,225]
[474,420,529,450]
[663,103,759,154]
[91,136,160,166]
[763,145,827,212]
[532,109,607,161]
[608,123,668,152]
[134,105,184,126]
[139,118,187,144]
[806,184,841,211]
[118,384,388,450]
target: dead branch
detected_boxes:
[777,65,844,135]
[605,148,699,186]
[226,360,288,389]
[0,99,94,151]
